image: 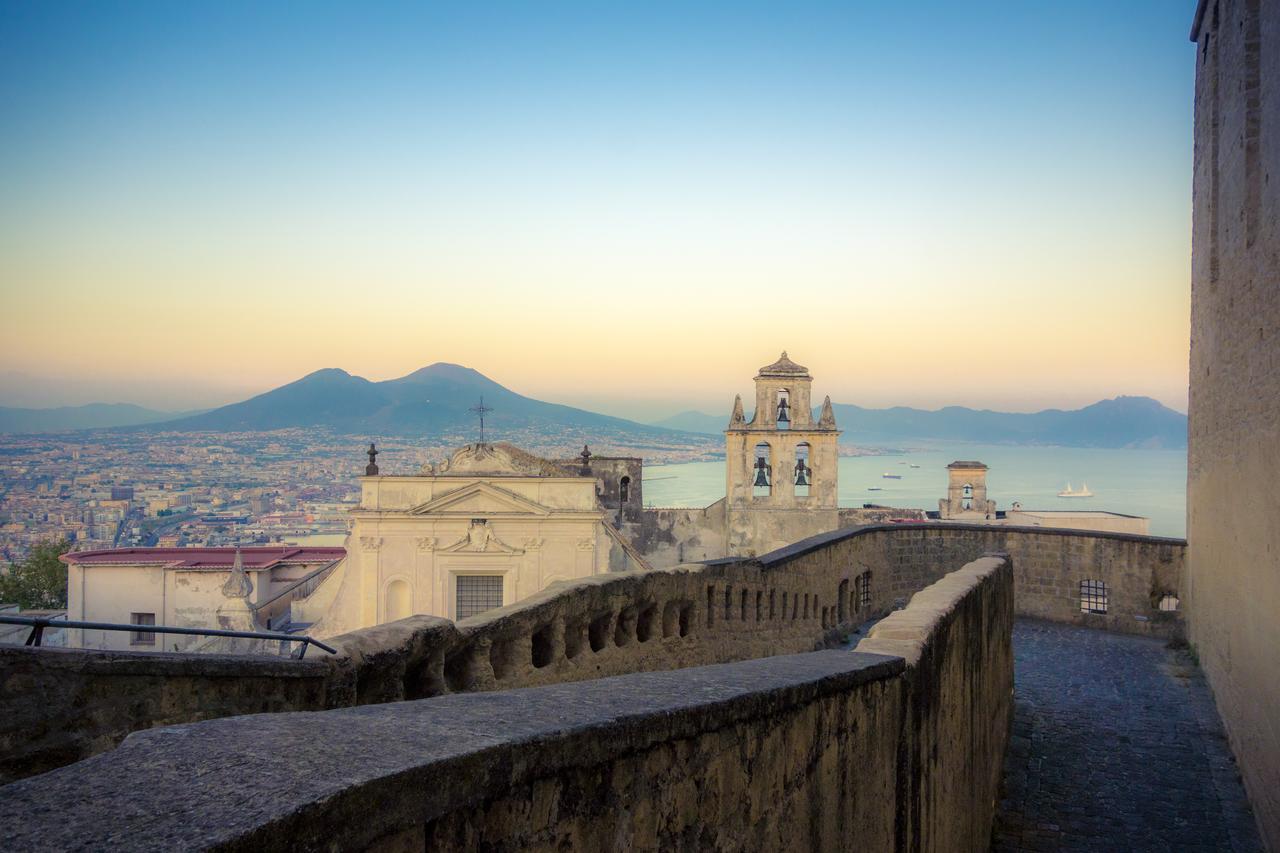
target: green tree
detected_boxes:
[0,539,71,610]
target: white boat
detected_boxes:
[882,472,902,479]
[1057,482,1094,498]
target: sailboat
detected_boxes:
[1057,482,1094,498]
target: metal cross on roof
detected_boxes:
[469,396,493,445]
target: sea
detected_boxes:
[641,444,1188,538]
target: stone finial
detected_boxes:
[365,442,379,476]
[818,395,837,429]
[729,394,746,427]
[220,547,253,599]
[579,444,592,475]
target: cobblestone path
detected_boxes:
[993,619,1263,852]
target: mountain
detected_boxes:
[651,411,729,434]
[0,403,194,433]
[650,396,1187,449]
[152,363,706,444]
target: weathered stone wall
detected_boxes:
[0,523,1181,785]
[0,648,330,785]
[1188,1,1280,847]
[0,556,1013,852]
[636,498,727,567]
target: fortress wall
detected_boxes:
[1188,1,1280,846]
[0,524,1182,785]
[0,556,1012,853]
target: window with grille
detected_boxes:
[130,612,156,645]
[1158,593,1180,612]
[1080,579,1108,614]
[856,571,871,609]
[456,575,503,619]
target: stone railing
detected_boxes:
[0,522,1183,785]
[0,555,1013,851]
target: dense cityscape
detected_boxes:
[0,426,721,563]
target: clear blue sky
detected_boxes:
[0,1,1198,417]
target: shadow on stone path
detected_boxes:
[992,619,1263,853]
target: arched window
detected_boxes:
[753,443,772,497]
[619,475,631,503]
[385,579,412,623]
[1158,593,1180,612]
[775,389,791,429]
[794,442,812,497]
[1080,579,1108,614]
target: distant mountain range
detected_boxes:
[138,363,702,445]
[0,403,196,434]
[0,366,1187,450]
[652,396,1188,449]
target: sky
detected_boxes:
[0,1,1198,420]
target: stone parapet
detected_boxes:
[0,523,1183,785]
[0,555,1013,852]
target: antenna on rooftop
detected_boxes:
[469,396,493,445]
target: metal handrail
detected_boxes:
[252,557,343,614]
[0,615,337,660]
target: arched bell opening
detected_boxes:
[793,442,812,497]
[752,443,773,497]
[775,389,791,429]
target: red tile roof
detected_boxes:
[60,546,346,570]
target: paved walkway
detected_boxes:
[993,619,1263,852]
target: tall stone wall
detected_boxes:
[0,523,1182,784]
[0,556,1013,852]
[1189,1,1280,847]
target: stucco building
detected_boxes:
[300,442,643,637]
[60,546,344,651]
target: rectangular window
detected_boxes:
[856,571,872,609]
[1080,580,1108,614]
[456,575,503,620]
[130,612,156,645]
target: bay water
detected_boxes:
[642,444,1188,538]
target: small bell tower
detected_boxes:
[724,352,840,556]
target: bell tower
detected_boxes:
[725,352,840,556]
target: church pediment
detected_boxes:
[409,482,552,517]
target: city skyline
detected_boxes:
[1,2,1195,417]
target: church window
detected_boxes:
[776,389,791,429]
[456,575,503,620]
[794,443,812,497]
[753,443,773,497]
[1080,579,1108,614]
[619,476,631,503]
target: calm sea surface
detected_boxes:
[642,444,1188,538]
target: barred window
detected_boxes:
[1158,593,1180,612]
[456,575,503,620]
[856,571,872,609]
[1080,579,1108,614]
[130,612,156,645]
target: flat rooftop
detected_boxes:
[60,546,346,570]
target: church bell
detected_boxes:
[794,459,810,487]
[753,456,771,487]
[776,397,790,424]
